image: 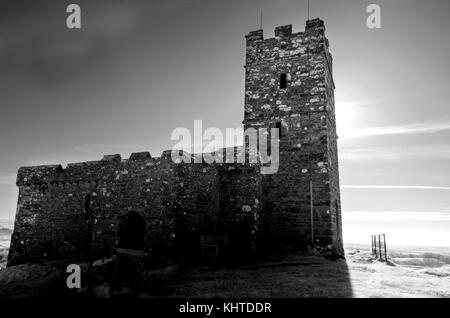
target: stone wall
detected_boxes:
[8,18,343,266]
[243,18,342,252]
[8,151,262,265]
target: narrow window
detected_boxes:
[84,193,92,218]
[280,73,287,89]
[275,122,282,138]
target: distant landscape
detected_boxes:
[0,219,13,270]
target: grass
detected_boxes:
[140,255,353,298]
[0,247,449,298]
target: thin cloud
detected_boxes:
[339,144,450,161]
[337,89,440,109]
[343,211,450,222]
[342,185,450,190]
[339,122,450,139]
[336,86,448,114]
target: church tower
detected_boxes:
[243,19,343,254]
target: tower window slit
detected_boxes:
[280,73,287,89]
[275,122,282,138]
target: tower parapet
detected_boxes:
[243,18,342,253]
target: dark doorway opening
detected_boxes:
[83,193,92,219]
[275,122,282,138]
[280,73,287,89]
[118,211,145,250]
[175,231,201,265]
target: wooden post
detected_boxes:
[370,235,372,255]
[374,235,377,258]
[373,235,377,258]
[373,235,376,256]
[383,234,388,262]
[378,234,382,260]
[371,235,374,256]
[310,178,314,246]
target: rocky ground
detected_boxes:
[345,248,450,297]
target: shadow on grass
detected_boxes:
[139,253,354,298]
[0,252,354,298]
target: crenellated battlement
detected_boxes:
[245,19,329,67]
[16,146,264,187]
[16,150,190,186]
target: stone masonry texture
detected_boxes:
[7,19,343,266]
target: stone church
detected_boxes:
[8,18,343,266]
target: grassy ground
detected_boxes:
[0,247,449,298]
[140,254,353,297]
[0,260,72,297]
[138,248,450,298]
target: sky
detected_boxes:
[0,0,449,247]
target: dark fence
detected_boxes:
[371,233,388,262]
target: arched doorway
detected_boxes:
[118,211,145,250]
